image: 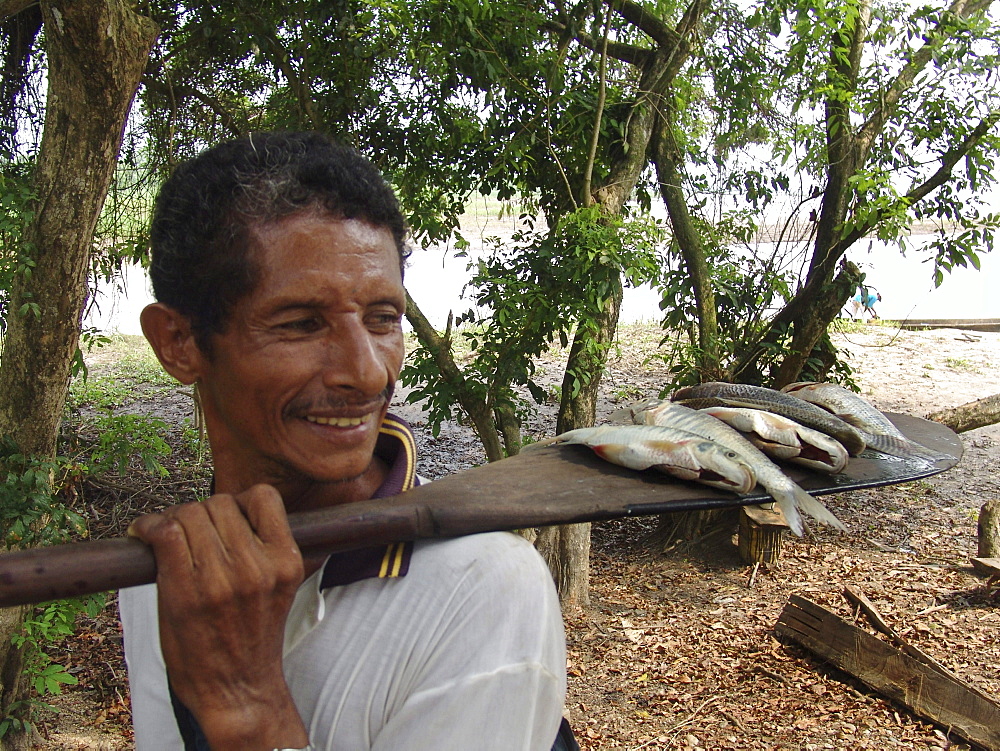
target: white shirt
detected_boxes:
[120,532,566,750]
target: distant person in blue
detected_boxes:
[851,288,882,320]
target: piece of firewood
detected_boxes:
[971,557,1000,577]
[927,393,1000,433]
[980,500,1000,558]
[776,594,1000,750]
[842,587,966,682]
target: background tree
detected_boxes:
[0,0,156,743]
[730,0,1000,385]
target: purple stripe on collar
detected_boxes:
[319,413,418,589]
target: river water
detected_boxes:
[85,229,997,336]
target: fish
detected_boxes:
[671,382,868,456]
[529,424,756,494]
[630,401,845,535]
[696,406,850,474]
[781,381,942,461]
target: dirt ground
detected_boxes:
[34,321,1000,750]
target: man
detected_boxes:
[119,132,568,750]
[851,288,881,320]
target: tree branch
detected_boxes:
[581,4,612,206]
[0,0,34,23]
[254,27,322,130]
[613,0,682,49]
[832,109,1000,255]
[856,0,997,154]
[543,18,651,65]
[141,74,243,138]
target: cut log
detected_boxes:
[980,499,1000,558]
[776,594,1000,750]
[738,505,789,564]
[971,557,1000,577]
[927,393,1000,433]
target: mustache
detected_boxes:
[286,385,394,417]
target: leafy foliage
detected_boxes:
[403,206,665,435]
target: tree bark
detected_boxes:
[0,1,156,740]
[534,523,591,611]
[927,394,1000,434]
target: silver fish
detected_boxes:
[697,405,850,474]
[631,401,845,535]
[781,382,941,461]
[533,424,756,494]
[671,382,868,456]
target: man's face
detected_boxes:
[195,214,405,505]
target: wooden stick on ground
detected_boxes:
[776,593,1000,751]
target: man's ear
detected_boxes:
[140,303,206,385]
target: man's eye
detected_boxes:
[368,313,402,330]
[279,318,321,333]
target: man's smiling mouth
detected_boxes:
[304,415,371,427]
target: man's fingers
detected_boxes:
[232,484,299,549]
[126,511,196,579]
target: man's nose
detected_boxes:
[321,324,388,396]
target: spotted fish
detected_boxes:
[781,381,942,461]
[671,382,868,456]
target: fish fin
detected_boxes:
[607,406,636,424]
[521,435,563,451]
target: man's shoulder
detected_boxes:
[409,532,553,595]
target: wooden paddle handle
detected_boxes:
[0,500,432,608]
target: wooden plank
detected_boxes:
[776,595,1000,750]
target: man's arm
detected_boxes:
[128,485,309,751]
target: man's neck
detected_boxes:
[213,455,390,514]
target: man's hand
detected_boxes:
[128,484,309,750]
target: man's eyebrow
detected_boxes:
[263,298,326,315]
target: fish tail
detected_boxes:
[521,435,565,451]
[769,493,805,537]
[859,431,944,462]
[770,484,846,536]
[790,485,846,533]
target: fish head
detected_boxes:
[780,381,821,394]
[683,442,757,494]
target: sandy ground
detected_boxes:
[35,321,1000,750]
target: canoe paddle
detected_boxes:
[0,414,961,608]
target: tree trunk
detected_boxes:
[927,394,1000,434]
[534,523,591,610]
[539,278,623,609]
[0,1,156,740]
[544,1,704,606]
[557,276,623,434]
[652,112,723,381]
[770,263,861,387]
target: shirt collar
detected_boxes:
[317,413,419,590]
